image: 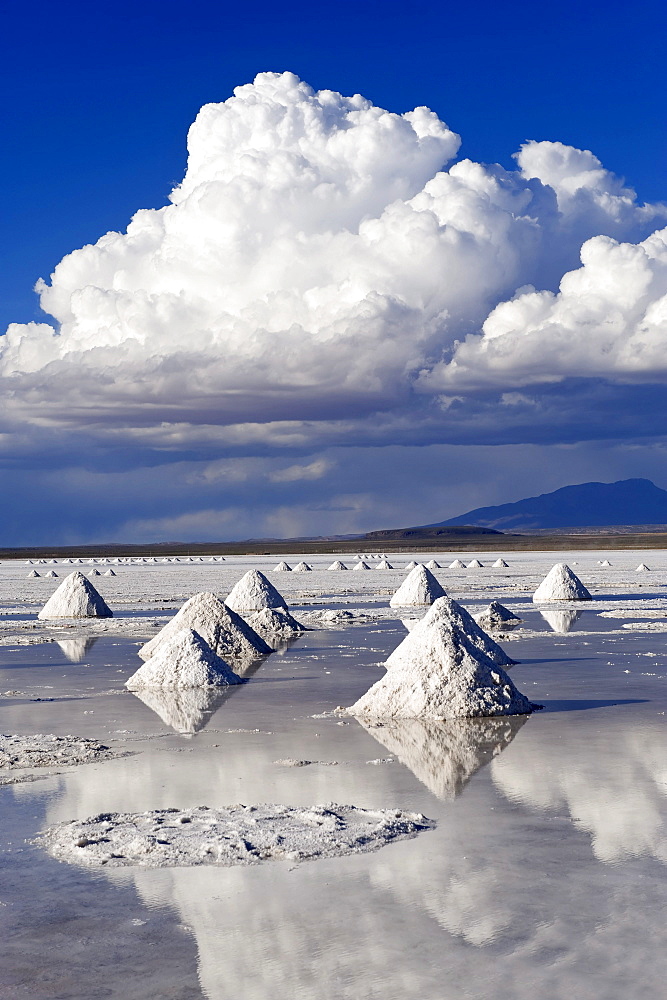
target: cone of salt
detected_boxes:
[38,571,112,619]
[225,569,287,613]
[126,629,240,689]
[532,563,592,603]
[389,565,446,608]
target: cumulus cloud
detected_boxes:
[2,70,665,453]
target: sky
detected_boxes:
[1,0,667,545]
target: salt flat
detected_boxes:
[0,549,665,999]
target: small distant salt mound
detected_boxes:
[27,570,40,578]
[25,560,33,565]
[466,559,483,569]
[88,568,101,578]
[126,629,241,690]
[139,592,271,662]
[292,561,312,572]
[475,601,522,631]
[38,571,113,620]
[389,565,446,608]
[388,596,515,668]
[449,559,465,569]
[328,560,348,571]
[600,559,612,567]
[348,604,533,721]
[404,560,419,571]
[376,559,394,570]
[532,563,592,603]
[492,558,509,568]
[425,560,441,570]
[636,563,650,572]
[353,561,370,571]
[246,607,306,641]
[273,561,292,572]
[104,569,116,577]
[45,570,58,579]
[226,570,287,614]
[39,803,435,868]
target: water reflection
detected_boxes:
[357,716,526,800]
[130,687,235,735]
[539,607,584,633]
[56,637,99,662]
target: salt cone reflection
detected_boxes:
[130,687,234,735]
[357,716,526,801]
[539,608,584,633]
[56,637,99,662]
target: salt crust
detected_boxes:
[139,592,271,662]
[245,606,306,640]
[1,733,122,772]
[38,571,113,620]
[532,563,592,603]
[39,803,435,868]
[349,598,531,720]
[388,597,516,669]
[389,565,446,608]
[475,601,522,631]
[225,570,287,613]
[126,629,240,690]
[357,715,526,801]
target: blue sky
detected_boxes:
[1,0,667,543]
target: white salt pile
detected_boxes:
[328,560,348,571]
[600,559,612,567]
[467,559,483,568]
[636,563,650,572]
[27,570,40,578]
[387,597,516,669]
[376,559,393,570]
[532,563,592,603]
[139,592,271,662]
[348,602,534,721]
[449,559,465,569]
[39,803,435,868]
[225,570,287,614]
[492,558,509,568]
[1,733,123,774]
[88,568,101,577]
[353,561,370,571]
[292,561,312,572]
[425,560,441,569]
[245,606,306,642]
[389,565,446,608]
[104,569,116,577]
[404,560,419,570]
[38,571,113,619]
[126,629,240,690]
[273,561,292,572]
[45,570,58,579]
[475,601,522,631]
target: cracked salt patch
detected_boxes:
[0,733,126,775]
[38,804,435,868]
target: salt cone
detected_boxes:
[127,629,240,689]
[387,596,516,668]
[449,559,465,569]
[139,592,271,662]
[245,606,306,641]
[475,601,522,631]
[273,561,292,571]
[38,571,112,619]
[292,561,312,572]
[348,615,534,721]
[226,569,287,613]
[492,558,509,568]
[389,564,446,608]
[353,560,370,571]
[328,560,348,571]
[532,563,592,603]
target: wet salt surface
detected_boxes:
[0,550,666,999]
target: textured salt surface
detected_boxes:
[0,733,123,774]
[39,804,435,868]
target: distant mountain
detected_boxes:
[436,479,667,531]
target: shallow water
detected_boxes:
[0,552,666,999]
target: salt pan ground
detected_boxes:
[0,549,666,999]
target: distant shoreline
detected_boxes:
[4,530,667,559]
